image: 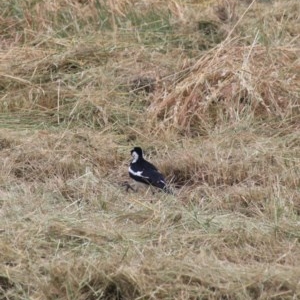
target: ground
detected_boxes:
[0,0,300,299]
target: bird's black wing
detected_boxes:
[139,167,166,189]
[142,160,159,172]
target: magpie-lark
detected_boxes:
[128,147,172,194]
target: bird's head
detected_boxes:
[131,147,143,163]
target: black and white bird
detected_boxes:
[128,147,172,194]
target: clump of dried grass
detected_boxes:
[43,261,141,300]
[161,130,300,194]
[0,129,123,186]
[149,41,300,134]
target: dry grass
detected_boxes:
[0,0,300,299]
[149,43,299,134]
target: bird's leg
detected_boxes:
[124,182,136,192]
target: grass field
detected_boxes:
[0,0,300,299]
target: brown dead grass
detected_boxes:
[0,0,300,299]
[149,43,300,134]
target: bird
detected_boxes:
[128,147,172,194]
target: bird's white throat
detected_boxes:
[131,151,139,163]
